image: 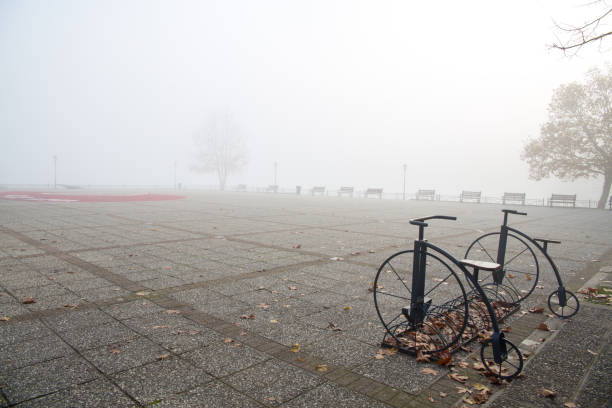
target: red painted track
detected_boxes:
[0,191,184,203]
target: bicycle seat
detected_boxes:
[533,238,561,245]
[459,259,501,271]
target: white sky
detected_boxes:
[0,0,610,200]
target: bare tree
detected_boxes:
[551,1,612,55]
[521,66,612,209]
[191,112,247,190]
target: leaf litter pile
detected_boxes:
[382,296,517,358]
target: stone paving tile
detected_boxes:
[41,308,115,331]
[155,380,261,408]
[301,332,378,368]
[0,334,74,373]
[0,301,28,318]
[1,354,100,405]
[148,325,226,354]
[282,381,391,407]
[81,335,167,374]
[102,299,166,320]
[57,320,139,351]
[0,319,53,346]
[13,378,137,408]
[225,359,324,406]
[354,352,446,394]
[111,356,213,405]
[181,339,270,377]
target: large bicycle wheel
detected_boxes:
[373,249,469,355]
[480,337,523,379]
[465,233,539,303]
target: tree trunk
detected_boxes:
[597,173,611,209]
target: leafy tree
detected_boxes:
[522,66,612,209]
[191,112,247,190]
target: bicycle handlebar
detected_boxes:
[409,215,457,226]
[502,209,527,216]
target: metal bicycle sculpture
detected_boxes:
[464,209,579,318]
[373,216,523,379]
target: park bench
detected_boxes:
[416,189,435,200]
[338,186,354,197]
[311,186,326,195]
[460,190,481,203]
[266,185,278,193]
[235,184,247,192]
[365,188,383,199]
[502,192,526,205]
[549,194,576,208]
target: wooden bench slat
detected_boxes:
[416,189,435,200]
[365,188,383,199]
[549,194,576,208]
[460,190,481,203]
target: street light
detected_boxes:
[53,155,57,189]
[403,163,407,200]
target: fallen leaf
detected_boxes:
[256,303,270,309]
[526,273,532,281]
[166,310,181,314]
[537,323,550,331]
[542,388,556,398]
[420,368,438,375]
[507,273,515,278]
[375,354,384,359]
[329,257,344,261]
[473,362,486,371]
[463,397,476,405]
[472,391,489,404]
[109,348,121,354]
[564,402,577,408]
[157,353,170,360]
[135,291,150,296]
[416,351,431,363]
[439,392,448,398]
[316,364,328,372]
[152,325,168,329]
[293,244,301,249]
[288,286,297,291]
[428,396,435,403]
[297,356,305,362]
[473,383,490,393]
[503,326,512,333]
[22,297,36,304]
[449,373,468,383]
[268,396,276,401]
[458,361,469,368]
[240,314,255,320]
[0,316,9,322]
[529,307,545,313]
[270,319,278,324]
[291,343,300,352]
[457,386,472,394]
[586,349,597,355]
[343,306,351,310]
[223,338,234,343]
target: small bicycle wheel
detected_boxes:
[373,249,469,355]
[480,337,523,379]
[465,232,539,303]
[548,289,579,318]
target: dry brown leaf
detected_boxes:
[416,351,431,363]
[109,348,121,354]
[420,367,438,376]
[458,361,469,368]
[586,349,597,355]
[223,338,234,343]
[428,396,435,403]
[240,314,255,320]
[563,402,577,408]
[1,316,10,322]
[507,273,515,278]
[293,244,301,249]
[435,350,452,366]
[529,307,544,313]
[542,388,556,398]
[473,383,490,393]
[472,362,486,371]
[439,392,448,398]
[157,353,170,360]
[449,373,468,383]
[472,391,489,404]
[537,323,550,331]
[343,306,351,310]
[463,397,476,405]
[375,354,384,360]
[291,343,300,352]
[152,325,168,329]
[256,303,270,309]
[288,286,297,291]
[297,356,305,362]
[316,364,328,372]
[457,386,472,394]
[22,297,36,304]
[270,319,278,324]
[526,273,532,281]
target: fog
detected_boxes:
[0,0,609,200]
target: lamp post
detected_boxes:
[402,163,407,200]
[53,155,57,189]
[174,160,177,189]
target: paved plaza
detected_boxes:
[0,190,611,407]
